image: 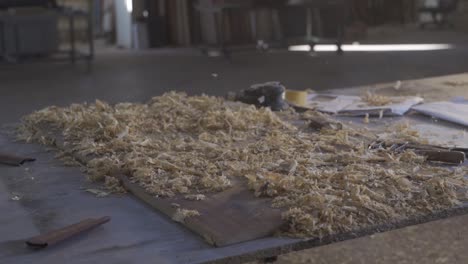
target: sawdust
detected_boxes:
[185,194,206,201]
[364,113,370,124]
[361,91,396,106]
[17,92,468,239]
[172,208,201,223]
[85,188,110,198]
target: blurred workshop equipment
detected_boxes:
[419,0,459,28]
[0,0,94,68]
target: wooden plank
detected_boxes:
[117,174,283,247]
[36,125,283,247]
[418,150,466,165]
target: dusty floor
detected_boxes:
[1,26,468,124]
[1,27,468,263]
[277,214,468,264]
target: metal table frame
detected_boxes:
[285,0,346,54]
[61,7,94,67]
[193,0,346,57]
[0,2,94,70]
[194,2,253,57]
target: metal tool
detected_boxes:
[26,216,111,249]
[234,81,289,111]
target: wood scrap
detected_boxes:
[302,111,343,131]
[0,152,35,166]
[361,91,397,106]
[26,217,110,249]
[369,141,466,164]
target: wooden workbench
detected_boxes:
[0,73,467,264]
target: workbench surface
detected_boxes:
[0,129,306,264]
[1,74,467,264]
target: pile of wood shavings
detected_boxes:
[18,92,294,196]
[17,92,468,238]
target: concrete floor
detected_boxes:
[1,27,468,124]
[1,27,468,263]
[277,214,468,264]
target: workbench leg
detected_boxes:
[69,13,76,64]
[251,10,264,52]
[88,0,95,62]
[305,7,313,44]
[86,1,94,72]
[250,10,258,43]
[337,44,343,55]
[221,10,229,58]
[313,8,322,37]
[1,26,17,63]
[272,9,283,44]
[217,9,230,59]
[336,5,345,55]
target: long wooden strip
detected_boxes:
[26,217,110,248]
[0,152,35,166]
[418,150,466,164]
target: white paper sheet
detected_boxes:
[306,94,359,114]
[341,96,424,116]
[305,94,423,116]
[412,102,468,127]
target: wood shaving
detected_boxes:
[85,188,110,198]
[10,193,21,201]
[185,194,206,201]
[362,91,395,106]
[55,151,82,167]
[364,113,370,124]
[394,80,402,90]
[379,110,384,119]
[105,176,126,193]
[17,92,468,239]
[172,208,201,223]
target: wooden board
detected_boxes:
[36,124,283,247]
[117,174,282,247]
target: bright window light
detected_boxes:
[288,45,312,52]
[125,0,133,13]
[288,44,453,52]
